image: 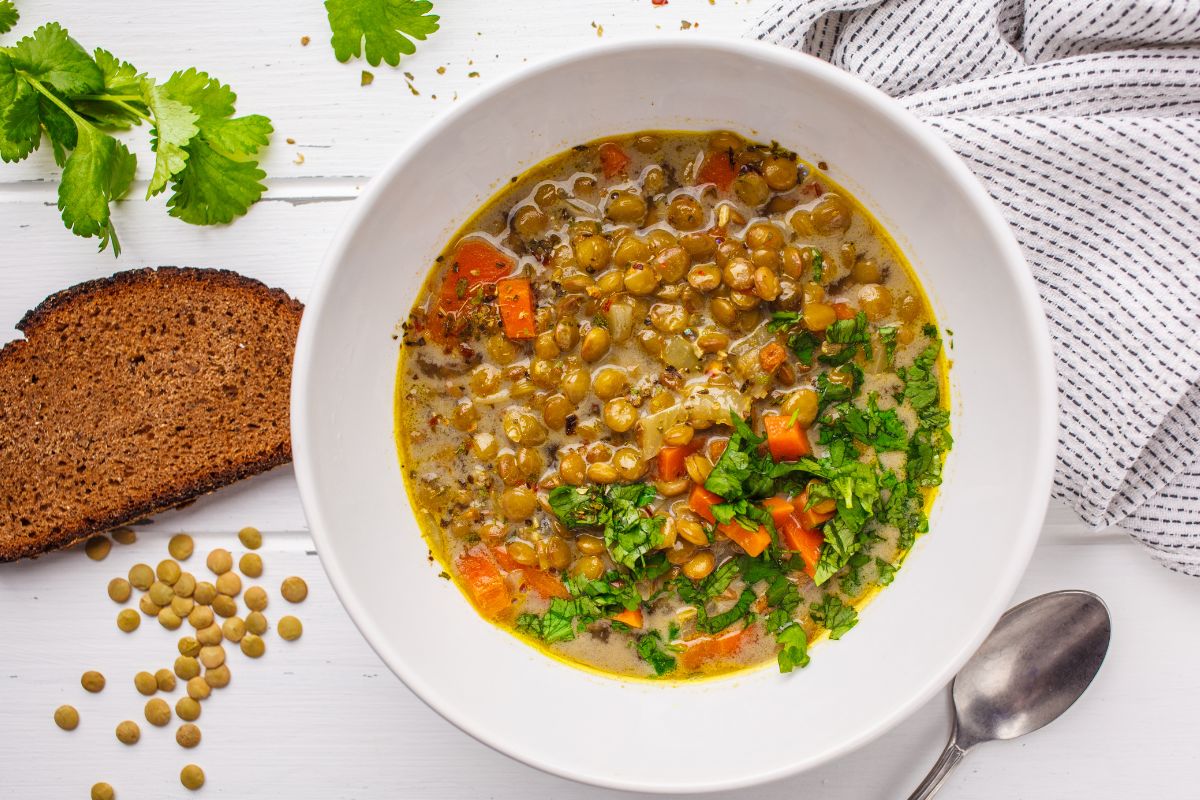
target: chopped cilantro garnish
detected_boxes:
[878,325,898,367]
[811,248,824,283]
[819,393,909,452]
[875,557,898,586]
[548,483,664,568]
[820,312,872,366]
[636,632,678,676]
[809,594,858,639]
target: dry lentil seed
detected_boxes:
[168,533,194,560]
[180,764,205,791]
[154,669,176,693]
[174,656,201,681]
[158,607,183,630]
[178,636,202,657]
[115,720,140,744]
[127,563,154,590]
[186,676,211,700]
[238,526,262,549]
[138,594,160,616]
[188,605,214,629]
[192,581,217,606]
[53,705,79,730]
[90,782,114,800]
[171,595,195,617]
[117,609,140,632]
[84,535,111,561]
[215,571,242,596]
[221,616,246,643]
[240,633,266,658]
[204,664,231,689]
[196,623,223,646]
[107,578,132,603]
[212,595,238,618]
[174,572,197,598]
[245,611,268,636]
[176,697,201,722]
[81,670,105,693]
[148,581,174,607]
[156,559,181,585]
[199,645,226,669]
[278,615,303,641]
[281,576,308,603]
[206,548,233,575]
[134,671,157,696]
[176,723,202,749]
[145,698,171,726]
[243,586,268,611]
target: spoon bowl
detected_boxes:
[910,590,1111,798]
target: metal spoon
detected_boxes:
[908,590,1111,799]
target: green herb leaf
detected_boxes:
[548,483,664,568]
[878,326,898,367]
[143,82,198,198]
[325,0,440,67]
[875,557,898,586]
[8,22,101,96]
[636,632,677,676]
[699,588,755,635]
[899,339,941,411]
[776,624,810,672]
[0,1,18,35]
[811,248,824,283]
[809,594,858,639]
[57,124,134,254]
[820,393,909,452]
[820,311,872,366]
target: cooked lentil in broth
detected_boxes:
[396,131,952,679]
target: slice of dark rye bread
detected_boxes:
[0,267,303,562]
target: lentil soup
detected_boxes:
[395,131,952,680]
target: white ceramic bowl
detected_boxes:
[292,38,1057,793]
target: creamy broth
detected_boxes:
[395,131,951,679]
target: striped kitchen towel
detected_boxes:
[751,0,1200,575]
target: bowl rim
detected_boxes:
[291,35,1059,793]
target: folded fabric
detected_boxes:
[751,0,1200,575]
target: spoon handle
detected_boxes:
[906,736,967,800]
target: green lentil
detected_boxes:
[145,698,171,727]
[238,552,263,578]
[84,536,111,561]
[115,720,140,745]
[176,697,201,722]
[116,609,140,633]
[180,764,205,791]
[176,722,201,748]
[80,670,105,693]
[107,578,132,603]
[53,705,79,730]
[168,533,194,560]
[245,611,268,636]
[281,576,308,603]
[127,563,154,591]
[238,526,262,549]
[278,615,303,641]
[134,671,157,696]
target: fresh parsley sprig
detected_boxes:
[0,22,272,254]
[0,1,17,35]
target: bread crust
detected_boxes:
[0,267,304,562]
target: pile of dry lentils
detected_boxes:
[53,527,307,796]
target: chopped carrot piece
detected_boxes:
[718,521,772,557]
[759,341,789,374]
[762,496,795,527]
[658,442,699,481]
[520,568,570,600]
[688,485,724,524]
[435,239,515,315]
[708,438,728,461]
[496,277,537,340]
[763,414,812,461]
[612,608,644,629]
[456,549,512,619]
[696,149,736,191]
[780,513,824,578]
[794,489,836,530]
[598,142,633,178]
[679,625,756,671]
[833,302,857,320]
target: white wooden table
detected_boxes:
[1,2,1196,797]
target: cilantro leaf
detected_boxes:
[7,22,101,96]
[820,312,872,366]
[144,82,198,198]
[776,624,810,672]
[57,123,134,255]
[811,248,825,282]
[899,339,941,411]
[636,632,677,676]
[73,49,146,130]
[875,557,898,586]
[809,594,858,639]
[0,1,17,35]
[815,364,863,411]
[548,483,664,569]
[767,311,819,367]
[325,0,440,67]
[882,472,928,550]
[820,393,909,452]
[700,588,755,634]
[704,411,773,502]
[159,68,272,224]
[878,326,898,367]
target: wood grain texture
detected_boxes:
[0,0,1191,796]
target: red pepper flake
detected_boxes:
[652,0,669,5]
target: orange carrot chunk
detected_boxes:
[679,625,756,671]
[833,302,857,320]
[780,513,824,578]
[456,549,512,619]
[763,414,812,461]
[718,521,772,558]
[688,485,724,524]
[762,496,795,527]
[794,489,836,530]
[696,149,736,191]
[759,341,789,374]
[496,277,537,340]
[598,142,632,178]
[435,239,515,314]
[612,608,644,629]
[521,568,570,600]
[658,442,699,481]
